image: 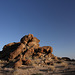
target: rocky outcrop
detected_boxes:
[0,34,57,68]
[62,57,71,61]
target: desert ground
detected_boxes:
[0,59,75,75]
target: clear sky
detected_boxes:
[0,0,75,59]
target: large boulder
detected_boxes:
[0,42,21,60]
[22,48,34,60]
[9,43,25,60]
[20,34,34,44]
[32,37,40,43]
[27,42,39,49]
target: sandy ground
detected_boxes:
[0,60,75,75]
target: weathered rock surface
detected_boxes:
[20,34,34,44]
[0,34,57,68]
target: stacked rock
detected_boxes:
[0,34,56,68]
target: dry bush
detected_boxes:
[48,66,55,71]
[61,62,68,67]
[56,60,63,64]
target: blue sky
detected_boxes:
[0,0,75,59]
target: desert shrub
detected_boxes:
[61,62,68,67]
[48,66,55,71]
[56,60,62,63]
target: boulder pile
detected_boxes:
[0,34,57,68]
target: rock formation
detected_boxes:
[0,34,57,68]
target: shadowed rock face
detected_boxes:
[9,43,25,60]
[0,42,21,60]
[0,34,55,68]
[38,46,53,54]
